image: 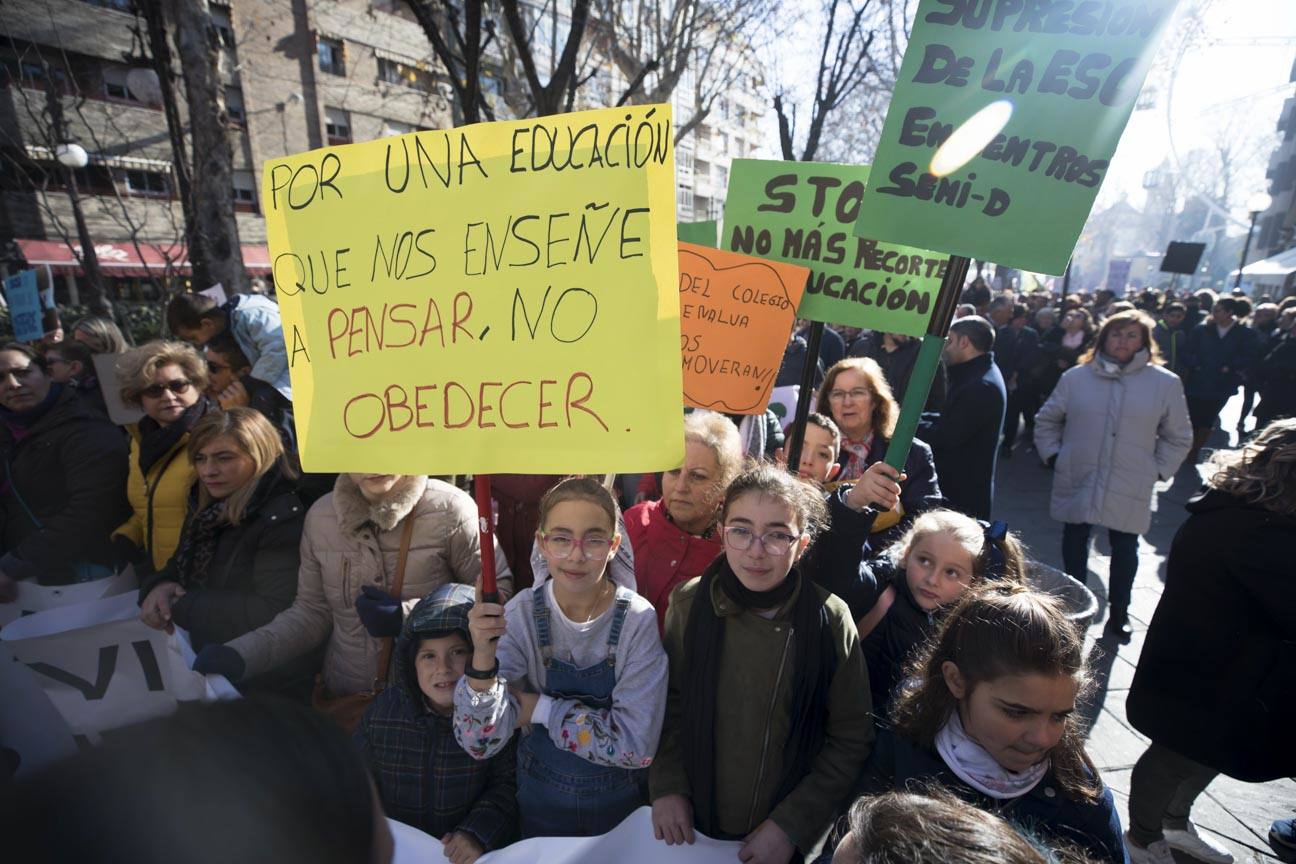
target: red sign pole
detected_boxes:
[474,474,499,603]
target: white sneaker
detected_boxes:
[1125,832,1176,864]
[1164,822,1234,864]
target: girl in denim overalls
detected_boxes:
[454,478,668,837]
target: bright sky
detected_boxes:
[1101,0,1296,234]
[768,0,1296,238]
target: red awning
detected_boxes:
[16,239,272,277]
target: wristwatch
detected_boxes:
[464,659,499,680]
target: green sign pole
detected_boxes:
[884,254,968,477]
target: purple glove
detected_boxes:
[355,585,403,638]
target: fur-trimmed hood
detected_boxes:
[332,474,429,534]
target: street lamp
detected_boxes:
[43,81,108,314]
[1235,191,1273,290]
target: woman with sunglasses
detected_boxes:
[110,341,217,574]
[0,343,129,601]
[456,477,667,839]
[139,408,311,694]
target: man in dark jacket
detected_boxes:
[1253,310,1296,428]
[1183,298,1259,463]
[0,343,128,596]
[918,317,1006,520]
[776,331,825,388]
[995,303,1040,456]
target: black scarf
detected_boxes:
[682,557,837,837]
[138,396,216,477]
[171,497,225,587]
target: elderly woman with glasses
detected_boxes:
[0,343,129,601]
[110,341,218,575]
[813,357,943,552]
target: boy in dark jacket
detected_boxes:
[356,584,517,862]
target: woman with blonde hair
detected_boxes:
[625,410,743,631]
[111,341,216,573]
[1034,309,1191,642]
[70,315,129,355]
[138,408,308,692]
[1123,418,1296,864]
[814,357,942,550]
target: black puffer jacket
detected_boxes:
[140,467,304,650]
[0,386,129,584]
[858,558,935,719]
[1127,489,1296,782]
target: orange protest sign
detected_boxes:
[679,242,808,415]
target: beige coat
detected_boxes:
[227,475,513,696]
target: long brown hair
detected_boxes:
[188,408,289,525]
[1080,309,1163,366]
[815,357,899,440]
[890,584,1102,803]
[1206,417,1296,517]
[537,476,620,533]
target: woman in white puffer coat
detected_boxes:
[1034,309,1191,643]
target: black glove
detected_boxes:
[108,534,142,571]
[1047,454,1058,469]
[355,585,403,638]
[193,644,246,681]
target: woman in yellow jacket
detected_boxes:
[111,341,217,573]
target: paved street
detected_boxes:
[995,394,1295,863]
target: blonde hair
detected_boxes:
[187,408,288,525]
[889,508,1027,582]
[71,316,128,354]
[815,357,899,440]
[682,410,745,488]
[1206,418,1296,517]
[117,340,210,407]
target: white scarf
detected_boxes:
[935,711,1050,800]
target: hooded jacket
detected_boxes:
[918,353,1006,520]
[649,570,874,855]
[356,587,519,848]
[1034,350,1191,535]
[0,386,129,583]
[1127,489,1296,781]
[227,474,513,698]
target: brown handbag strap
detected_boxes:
[373,516,416,688]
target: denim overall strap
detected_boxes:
[604,587,633,668]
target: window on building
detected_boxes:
[377,57,435,93]
[82,0,136,10]
[318,37,345,76]
[677,186,694,212]
[210,5,236,51]
[232,169,257,211]
[102,65,131,100]
[71,164,116,195]
[124,168,169,197]
[8,59,68,91]
[380,118,416,137]
[225,86,245,125]
[324,106,352,144]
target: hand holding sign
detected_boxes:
[678,243,807,415]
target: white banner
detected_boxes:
[389,808,742,864]
[768,385,800,429]
[0,567,138,628]
[1,592,237,745]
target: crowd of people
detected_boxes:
[0,279,1293,864]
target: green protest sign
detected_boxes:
[854,0,1179,275]
[677,219,718,247]
[723,159,947,337]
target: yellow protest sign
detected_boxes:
[263,105,683,474]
